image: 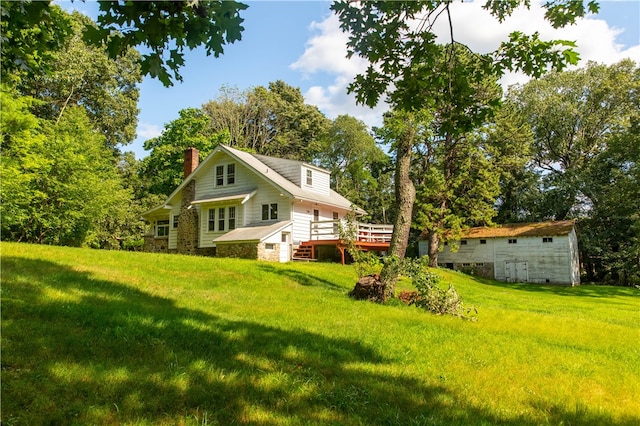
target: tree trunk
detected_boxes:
[427,230,439,267]
[379,125,416,299]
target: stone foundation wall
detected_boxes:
[257,243,280,262]
[216,242,282,262]
[197,247,217,257]
[217,242,259,259]
[143,235,169,253]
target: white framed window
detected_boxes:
[262,203,277,220]
[265,243,275,251]
[543,237,553,243]
[173,214,179,229]
[215,163,236,187]
[227,164,235,185]
[156,219,170,237]
[218,207,225,231]
[209,206,237,231]
[228,206,236,230]
[216,165,224,186]
[508,239,517,244]
[306,169,313,185]
[480,239,487,244]
[208,209,216,231]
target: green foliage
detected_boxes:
[84,0,248,86]
[317,115,392,220]
[498,60,639,284]
[202,81,331,161]
[18,11,142,149]
[0,2,73,82]
[402,258,478,320]
[338,210,382,279]
[331,0,589,109]
[141,108,227,195]
[1,86,131,247]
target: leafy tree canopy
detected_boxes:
[1,86,131,246]
[17,11,142,149]
[2,0,248,87]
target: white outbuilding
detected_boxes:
[419,221,580,286]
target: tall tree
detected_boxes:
[18,11,141,150]
[317,115,391,219]
[141,108,227,196]
[509,60,638,220]
[203,81,331,161]
[331,0,597,296]
[1,87,130,246]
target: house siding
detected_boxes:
[142,145,368,262]
[427,233,579,285]
[301,166,331,196]
[198,202,244,248]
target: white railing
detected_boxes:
[309,220,393,243]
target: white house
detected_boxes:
[142,145,390,262]
[419,221,580,285]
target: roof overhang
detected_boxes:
[140,204,172,220]
[191,189,257,205]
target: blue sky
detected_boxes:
[61,1,640,159]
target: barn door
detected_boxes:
[505,261,528,283]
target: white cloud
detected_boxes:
[137,122,163,140]
[292,1,639,128]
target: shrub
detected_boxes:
[403,258,478,320]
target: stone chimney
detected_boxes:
[178,147,199,255]
[183,147,199,179]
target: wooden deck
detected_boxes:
[293,221,393,264]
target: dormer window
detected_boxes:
[216,165,224,186]
[306,169,313,185]
[215,163,236,187]
[227,164,235,185]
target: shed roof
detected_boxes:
[423,221,576,239]
[213,220,292,243]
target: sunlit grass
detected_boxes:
[2,242,639,425]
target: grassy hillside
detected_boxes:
[2,242,639,425]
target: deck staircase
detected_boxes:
[292,244,315,261]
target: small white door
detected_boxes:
[280,232,291,262]
[506,261,528,283]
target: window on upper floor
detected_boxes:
[543,237,553,243]
[227,164,235,185]
[480,239,487,244]
[461,240,468,245]
[508,239,517,244]
[216,165,224,186]
[215,163,236,187]
[306,169,313,185]
[173,214,179,229]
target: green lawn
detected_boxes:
[2,242,639,425]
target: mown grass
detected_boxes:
[2,242,639,425]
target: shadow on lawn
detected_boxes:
[2,256,636,425]
[258,263,348,292]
